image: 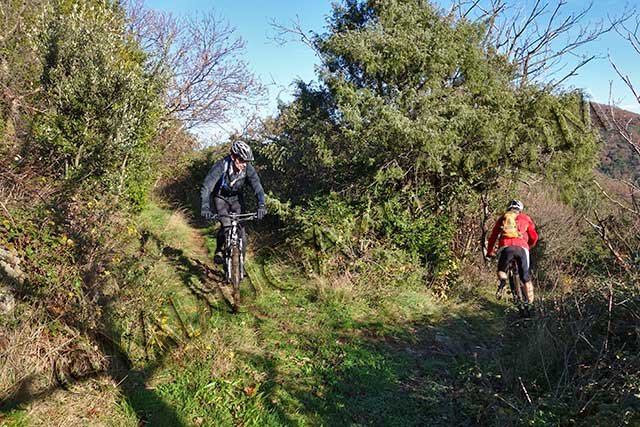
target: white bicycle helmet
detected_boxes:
[230,140,254,161]
[507,199,524,212]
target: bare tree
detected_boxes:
[126,1,265,132]
[612,14,640,96]
[584,12,640,273]
[610,14,640,157]
[450,0,632,89]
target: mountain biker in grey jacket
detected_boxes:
[200,140,266,263]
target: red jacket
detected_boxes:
[487,212,538,257]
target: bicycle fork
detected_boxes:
[224,224,245,283]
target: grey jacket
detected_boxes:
[201,155,266,212]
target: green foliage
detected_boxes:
[269,193,361,274]
[0,1,47,95]
[376,194,454,269]
[0,407,30,426]
[256,0,600,292]
[0,191,142,331]
[516,90,600,202]
[256,84,341,202]
[261,1,597,202]
[156,370,280,427]
[1,207,73,288]
[30,0,163,206]
[122,143,160,209]
[158,141,231,211]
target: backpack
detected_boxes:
[501,211,522,239]
[220,157,246,192]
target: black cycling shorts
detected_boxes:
[213,196,242,228]
[497,246,531,283]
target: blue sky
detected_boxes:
[145,0,639,140]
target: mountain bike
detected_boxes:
[213,212,257,312]
[507,258,533,318]
[495,257,532,318]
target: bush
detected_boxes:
[255,0,600,296]
[31,1,163,207]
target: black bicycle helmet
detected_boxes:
[507,199,524,212]
[230,140,254,161]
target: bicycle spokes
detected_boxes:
[214,212,257,311]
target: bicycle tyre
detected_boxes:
[508,269,521,304]
[231,245,241,311]
[509,266,526,312]
[509,266,532,318]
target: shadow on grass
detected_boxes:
[0,316,186,427]
[242,292,520,427]
[96,237,240,425]
[0,234,234,425]
[161,244,236,313]
[0,372,104,414]
[142,229,236,313]
[94,316,186,427]
[83,235,236,426]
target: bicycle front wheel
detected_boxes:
[230,245,241,311]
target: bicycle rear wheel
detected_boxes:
[230,245,241,311]
[508,267,528,317]
[508,269,521,302]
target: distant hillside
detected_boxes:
[590,102,640,182]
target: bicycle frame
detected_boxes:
[213,212,257,311]
[508,258,531,318]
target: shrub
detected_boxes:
[31,1,163,207]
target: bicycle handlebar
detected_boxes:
[212,212,258,222]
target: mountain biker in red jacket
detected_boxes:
[487,200,538,304]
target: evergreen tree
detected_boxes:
[258,0,600,274]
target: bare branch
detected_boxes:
[609,56,640,107]
[583,213,631,273]
[269,16,327,68]
[126,3,265,131]
[593,180,640,216]
[463,1,633,87]
[614,14,640,55]
[549,55,595,90]
[597,15,640,275]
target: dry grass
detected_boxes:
[313,272,355,301]
[139,205,210,260]
[0,315,62,401]
[0,308,112,424]
[165,210,205,254]
[24,376,135,427]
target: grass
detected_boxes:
[126,205,502,426]
[124,230,511,426]
[4,203,637,426]
[0,202,512,426]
